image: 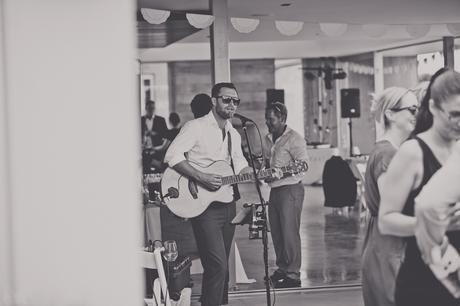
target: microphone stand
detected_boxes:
[240,119,271,306]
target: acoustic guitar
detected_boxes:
[161,160,308,218]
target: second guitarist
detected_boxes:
[164,82,251,306]
[263,102,309,289]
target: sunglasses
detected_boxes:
[391,105,418,116]
[273,103,283,113]
[217,95,241,106]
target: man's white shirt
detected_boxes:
[164,112,248,174]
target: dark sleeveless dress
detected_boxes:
[395,137,460,306]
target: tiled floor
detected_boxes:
[191,286,364,306]
[191,183,365,294]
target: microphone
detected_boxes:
[233,113,254,124]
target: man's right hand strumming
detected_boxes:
[197,172,222,191]
[171,160,223,191]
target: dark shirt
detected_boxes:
[166,127,181,142]
[141,115,168,146]
[364,140,397,217]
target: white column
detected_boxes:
[1,1,142,305]
[209,0,239,288]
[141,63,170,122]
[374,52,384,141]
[335,62,350,155]
[274,59,305,138]
[0,1,14,304]
[210,0,230,84]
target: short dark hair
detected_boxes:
[191,93,213,119]
[211,82,238,98]
[169,112,180,126]
[266,102,287,121]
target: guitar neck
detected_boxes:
[221,165,292,186]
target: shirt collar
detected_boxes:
[268,125,291,143]
[205,111,231,133]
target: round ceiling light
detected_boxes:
[186,13,215,29]
[320,23,348,37]
[406,24,430,38]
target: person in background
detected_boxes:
[141,100,169,173]
[361,87,418,306]
[263,102,309,288]
[167,112,181,142]
[191,93,213,119]
[379,69,460,306]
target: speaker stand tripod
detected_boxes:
[348,118,353,157]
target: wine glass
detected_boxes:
[163,240,178,262]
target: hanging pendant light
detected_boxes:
[447,23,460,36]
[231,17,260,33]
[406,24,430,38]
[141,8,171,24]
[186,13,215,29]
[275,21,304,36]
[320,23,348,37]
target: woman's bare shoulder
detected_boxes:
[396,139,423,161]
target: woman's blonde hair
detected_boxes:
[371,86,411,130]
[411,81,429,104]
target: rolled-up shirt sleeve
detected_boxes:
[164,121,198,167]
[289,133,309,178]
[415,140,460,265]
[290,133,309,162]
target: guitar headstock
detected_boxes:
[285,160,309,176]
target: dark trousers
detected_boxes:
[191,202,236,306]
[268,183,304,279]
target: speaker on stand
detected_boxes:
[266,89,285,106]
[340,88,360,157]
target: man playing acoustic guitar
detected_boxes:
[164,82,251,306]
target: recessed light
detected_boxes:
[280,3,292,7]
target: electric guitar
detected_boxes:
[160,160,308,218]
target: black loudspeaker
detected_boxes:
[341,88,360,118]
[266,89,285,105]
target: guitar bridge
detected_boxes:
[188,180,198,199]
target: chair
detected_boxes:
[141,247,172,306]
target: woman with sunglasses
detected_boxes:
[379,68,460,306]
[362,87,418,306]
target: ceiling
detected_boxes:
[137,0,460,59]
[139,0,460,24]
[137,11,201,48]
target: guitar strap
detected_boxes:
[227,131,241,201]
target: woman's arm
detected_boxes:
[378,140,422,236]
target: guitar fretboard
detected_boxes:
[221,165,293,185]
